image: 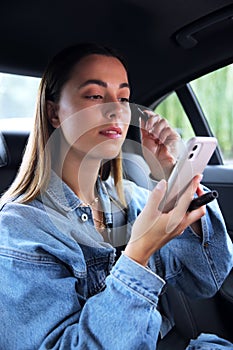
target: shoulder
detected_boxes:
[0,197,52,238]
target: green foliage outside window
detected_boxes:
[155,92,194,141]
[154,64,233,163]
[191,65,233,162]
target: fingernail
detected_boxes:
[156,179,167,191]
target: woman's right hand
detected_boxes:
[124,175,205,267]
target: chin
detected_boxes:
[87,140,123,160]
[97,149,121,161]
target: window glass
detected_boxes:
[0,72,40,131]
[190,64,233,164]
[154,92,194,140]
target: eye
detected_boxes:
[85,95,103,100]
[118,97,130,103]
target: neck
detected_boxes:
[54,149,102,204]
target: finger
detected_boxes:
[148,120,178,149]
[140,117,162,148]
[139,117,149,141]
[165,175,203,233]
[146,179,167,213]
[143,110,159,121]
[147,116,165,137]
[158,127,176,145]
[196,184,205,196]
[130,179,167,241]
[139,116,145,130]
[177,174,203,207]
[159,127,180,145]
[145,114,161,134]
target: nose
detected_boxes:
[107,111,117,119]
[103,102,123,120]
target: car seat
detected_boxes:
[0,131,27,195]
[0,132,8,168]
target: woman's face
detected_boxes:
[48,54,131,161]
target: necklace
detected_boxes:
[81,196,99,208]
[82,196,106,232]
[89,197,99,207]
[93,215,106,231]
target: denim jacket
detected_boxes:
[0,171,232,350]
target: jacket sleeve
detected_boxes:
[0,243,165,350]
[155,197,233,298]
[66,254,165,350]
[124,180,233,298]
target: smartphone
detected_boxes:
[159,136,218,213]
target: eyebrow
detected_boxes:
[78,79,130,90]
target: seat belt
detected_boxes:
[110,198,128,261]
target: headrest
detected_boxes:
[0,132,9,167]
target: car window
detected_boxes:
[0,72,40,131]
[154,92,195,140]
[154,64,233,165]
[190,64,233,164]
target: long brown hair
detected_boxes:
[1,43,129,205]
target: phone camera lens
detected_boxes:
[188,153,194,159]
[192,145,198,151]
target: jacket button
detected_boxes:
[81,213,88,222]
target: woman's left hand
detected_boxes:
[140,111,180,180]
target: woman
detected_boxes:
[0,43,232,349]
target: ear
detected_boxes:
[46,101,60,128]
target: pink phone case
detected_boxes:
[159,136,217,213]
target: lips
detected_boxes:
[99,126,122,138]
